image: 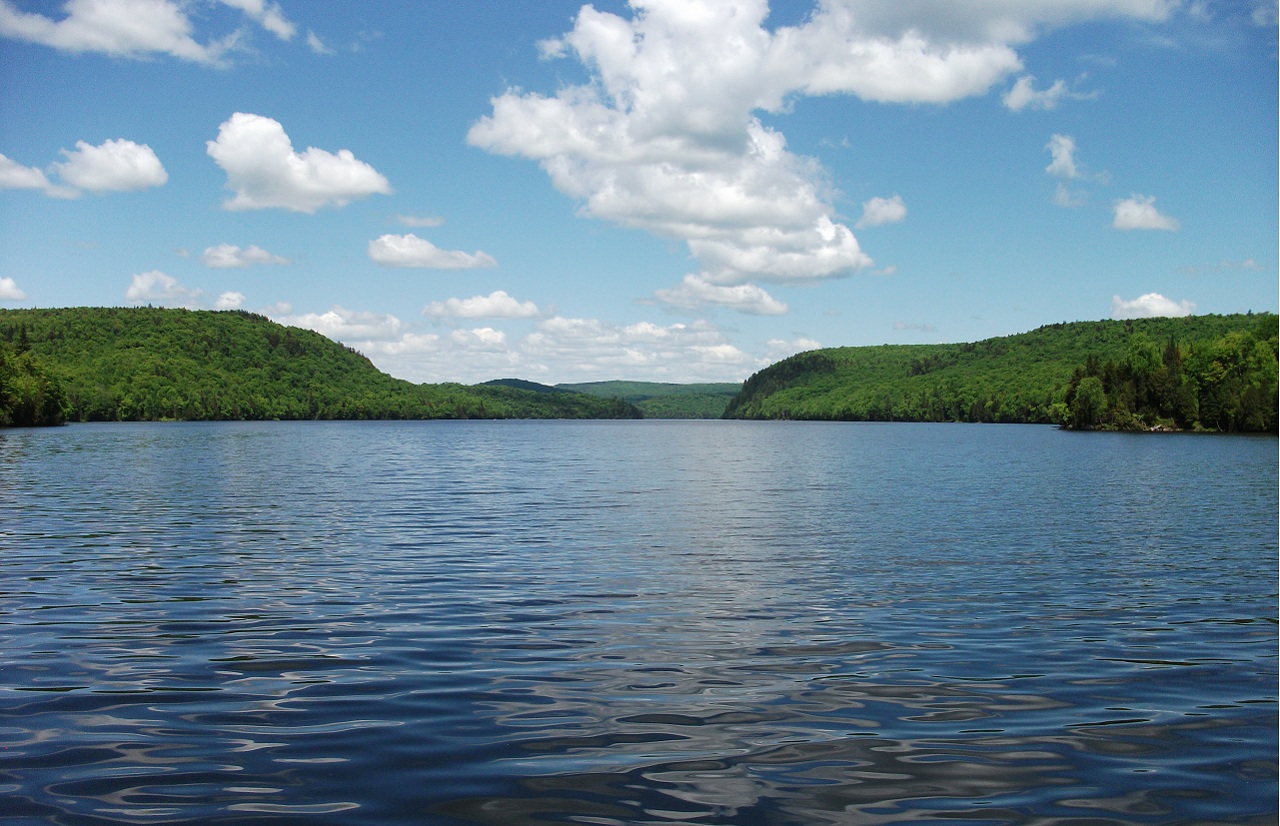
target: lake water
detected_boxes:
[1,420,1275,825]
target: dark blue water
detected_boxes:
[1,421,1275,825]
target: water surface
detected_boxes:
[1,421,1275,824]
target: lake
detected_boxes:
[1,420,1275,825]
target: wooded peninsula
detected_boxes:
[0,307,1275,431]
[725,313,1277,432]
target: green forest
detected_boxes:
[0,308,639,425]
[724,313,1278,432]
[558,380,742,418]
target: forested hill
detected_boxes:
[557,381,742,419]
[724,313,1278,432]
[0,307,640,424]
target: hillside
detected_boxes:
[724,314,1278,432]
[0,308,640,423]
[559,380,742,418]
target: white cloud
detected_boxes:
[1111,292,1196,318]
[206,112,392,212]
[275,306,406,341]
[0,276,27,301]
[653,273,788,315]
[51,138,167,192]
[1004,75,1069,110]
[423,290,540,319]
[1113,194,1179,230]
[0,153,53,190]
[766,336,821,360]
[856,194,907,228]
[0,0,237,64]
[520,315,759,381]
[202,243,289,268]
[395,213,445,228]
[216,0,293,40]
[368,234,497,269]
[0,0,307,63]
[1045,134,1081,179]
[215,290,245,309]
[306,29,334,55]
[1053,182,1087,208]
[470,1,1170,291]
[124,270,203,308]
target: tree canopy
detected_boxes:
[0,308,640,425]
[724,314,1277,432]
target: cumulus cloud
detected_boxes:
[275,306,406,341]
[368,234,497,269]
[305,307,767,384]
[1045,134,1081,179]
[0,153,53,190]
[215,290,246,309]
[1111,292,1196,318]
[423,290,541,319]
[652,274,788,315]
[202,243,289,268]
[52,138,167,192]
[1004,74,1096,112]
[766,336,821,360]
[0,276,27,301]
[856,194,907,228]
[207,113,392,212]
[125,270,203,308]
[471,0,1170,289]
[0,0,238,64]
[1004,75,1069,111]
[1113,194,1179,230]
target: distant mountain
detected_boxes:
[723,314,1277,432]
[558,380,743,419]
[0,307,640,424]
[481,378,575,395]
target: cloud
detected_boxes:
[215,290,245,309]
[1179,258,1262,276]
[0,0,237,64]
[307,307,767,385]
[124,270,203,308]
[216,0,294,40]
[423,290,541,319]
[1004,75,1068,111]
[1045,134,1081,179]
[0,276,27,301]
[51,138,167,192]
[275,306,406,341]
[1111,292,1196,318]
[368,234,497,269]
[0,153,52,190]
[202,243,289,268]
[395,214,445,228]
[0,0,307,63]
[470,1,1170,291]
[766,336,821,360]
[894,321,938,333]
[306,29,334,55]
[1053,182,1087,208]
[1113,194,1179,230]
[652,273,788,315]
[856,194,907,228]
[206,112,392,212]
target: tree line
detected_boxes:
[723,313,1277,432]
[0,307,640,426]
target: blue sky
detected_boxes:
[1,0,1275,384]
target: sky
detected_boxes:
[0,0,1276,385]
